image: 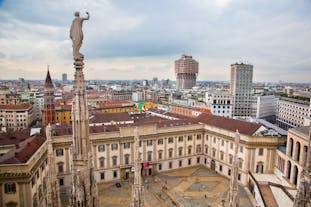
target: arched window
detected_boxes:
[220,151,224,161]
[205,145,208,154]
[287,161,292,179]
[57,162,64,174]
[124,154,130,165]
[168,148,173,158]
[178,147,183,156]
[229,154,233,164]
[295,142,301,162]
[196,145,202,153]
[158,150,163,160]
[99,157,105,168]
[112,156,118,166]
[5,202,17,207]
[147,151,152,161]
[212,148,216,158]
[239,158,243,169]
[293,165,299,185]
[288,138,294,157]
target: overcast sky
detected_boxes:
[0,0,310,82]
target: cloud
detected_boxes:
[0,0,310,82]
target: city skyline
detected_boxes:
[0,0,311,82]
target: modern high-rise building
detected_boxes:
[175,54,199,90]
[230,63,253,117]
[62,73,67,82]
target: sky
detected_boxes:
[0,0,311,82]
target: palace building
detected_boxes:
[0,109,288,206]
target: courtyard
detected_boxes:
[98,166,254,207]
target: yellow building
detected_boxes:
[55,105,71,124]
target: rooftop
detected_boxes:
[0,103,31,110]
[0,135,46,164]
[196,113,262,136]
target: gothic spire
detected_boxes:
[45,65,53,89]
[227,130,240,207]
[131,127,144,207]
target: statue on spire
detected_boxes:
[70,11,90,60]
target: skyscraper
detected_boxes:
[175,54,199,90]
[230,63,253,117]
[62,73,67,82]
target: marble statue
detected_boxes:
[70,11,90,60]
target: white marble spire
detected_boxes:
[227,130,240,207]
[131,127,144,207]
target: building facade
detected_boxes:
[205,91,233,118]
[175,54,199,90]
[276,97,311,130]
[252,95,277,121]
[0,103,34,131]
[230,63,253,117]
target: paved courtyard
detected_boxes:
[98,166,253,207]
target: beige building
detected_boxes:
[0,103,34,132]
[275,126,310,186]
[0,112,286,206]
[276,97,311,130]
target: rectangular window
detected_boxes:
[59,178,64,186]
[158,139,163,145]
[188,135,192,141]
[158,164,162,170]
[56,148,63,156]
[124,143,130,149]
[147,140,153,146]
[98,145,105,152]
[111,143,118,151]
[113,170,118,178]
[100,172,105,180]
[4,183,16,194]
[197,134,201,140]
